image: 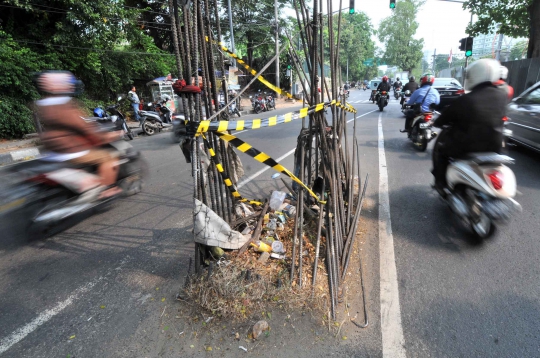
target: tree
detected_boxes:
[433,54,466,74]
[378,0,424,73]
[463,0,540,58]
[509,40,529,60]
[323,12,377,81]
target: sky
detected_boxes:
[284,0,473,62]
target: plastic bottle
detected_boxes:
[269,191,286,210]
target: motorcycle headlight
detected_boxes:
[110,115,118,122]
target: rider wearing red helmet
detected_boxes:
[377,76,391,92]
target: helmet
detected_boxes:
[35,70,84,96]
[382,75,388,82]
[465,59,502,91]
[409,76,415,82]
[420,73,435,86]
[500,65,508,80]
[93,107,105,118]
[396,77,400,81]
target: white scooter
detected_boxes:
[436,146,521,238]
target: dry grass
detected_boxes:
[183,219,330,321]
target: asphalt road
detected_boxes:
[0,89,539,357]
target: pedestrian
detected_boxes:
[139,98,145,111]
[128,86,141,122]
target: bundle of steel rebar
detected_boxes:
[169,0,368,321]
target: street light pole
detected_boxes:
[226,0,235,67]
[275,0,280,97]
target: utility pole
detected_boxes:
[275,0,280,97]
[226,0,235,66]
[432,49,437,73]
[495,33,504,61]
[463,13,473,88]
[346,57,349,83]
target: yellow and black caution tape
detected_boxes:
[206,37,293,99]
[201,135,263,206]
[205,36,357,115]
[194,101,333,135]
[214,132,326,204]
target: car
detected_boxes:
[433,77,465,110]
[506,81,540,152]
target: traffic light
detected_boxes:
[349,0,354,14]
[459,37,474,57]
[465,36,473,57]
[390,0,396,9]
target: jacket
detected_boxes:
[37,97,111,153]
[377,82,391,92]
[407,84,440,112]
[403,81,419,93]
[128,90,140,104]
[433,83,508,157]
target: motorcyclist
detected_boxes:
[393,77,402,91]
[401,76,420,106]
[35,71,123,199]
[431,59,510,192]
[376,76,391,103]
[401,73,440,133]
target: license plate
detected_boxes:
[419,123,430,128]
[441,91,451,96]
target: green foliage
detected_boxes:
[324,12,377,81]
[378,0,424,73]
[463,0,539,58]
[509,40,529,60]
[0,1,176,138]
[0,99,36,139]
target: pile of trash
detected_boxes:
[183,190,330,320]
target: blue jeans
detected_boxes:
[132,103,140,121]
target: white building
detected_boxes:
[472,32,526,60]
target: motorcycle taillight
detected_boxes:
[382,91,387,94]
[424,114,432,122]
[488,171,504,190]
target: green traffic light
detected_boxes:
[287,65,292,69]
[349,9,354,14]
[465,50,472,57]
[390,1,395,8]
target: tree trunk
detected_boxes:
[528,0,540,58]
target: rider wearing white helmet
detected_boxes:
[431,59,510,191]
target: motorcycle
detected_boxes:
[394,87,402,100]
[139,96,173,136]
[0,123,148,238]
[400,90,411,110]
[250,91,267,114]
[370,89,377,103]
[406,111,439,151]
[265,92,276,110]
[218,92,242,120]
[91,97,134,140]
[147,95,173,124]
[433,136,521,238]
[377,91,389,112]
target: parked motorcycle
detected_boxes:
[147,95,173,124]
[250,91,267,114]
[139,96,173,136]
[92,96,134,140]
[406,111,439,151]
[433,137,521,238]
[265,92,276,110]
[0,125,148,238]
[377,91,389,112]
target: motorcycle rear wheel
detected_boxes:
[142,120,155,136]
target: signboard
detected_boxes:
[228,66,238,86]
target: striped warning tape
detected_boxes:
[201,135,263,206]
[194,101,333,135]
[214,132,326,204]
[206,37,293,99]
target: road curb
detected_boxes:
[0,148,41,166]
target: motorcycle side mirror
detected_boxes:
[148,103,153,107]
[249,95,253,99]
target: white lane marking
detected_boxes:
[378,114,406,357]
[237,148,296,188]
[0,279,100,354]
[237,109,377,188]
[232,130,248,135]
[347,109,378,123]
[0,257,130,354]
